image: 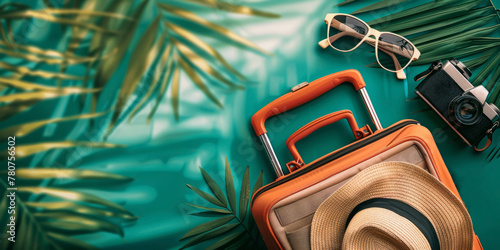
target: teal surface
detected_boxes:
[2,0,500,249]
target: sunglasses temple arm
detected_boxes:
[318,32,355,49]
[367,38,413,60]
[319,19,360,48]
[378,46,406,79]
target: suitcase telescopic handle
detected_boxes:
[251,69,382,177]
[285,110,372,172]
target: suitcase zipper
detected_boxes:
[252,120,419,202]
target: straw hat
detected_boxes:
[310,161,473,250]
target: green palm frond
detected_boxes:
[0,2,277,247]
[343,0,500,105]
[0,168,135,250]
[0,0,279,137]
[109,0,279,131]
[0,141,123,161]
[343,0,500,157]
[180,158,264,249]
[351,0,413,15]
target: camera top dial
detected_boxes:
[492,104,500,116]
[450,58,472,80]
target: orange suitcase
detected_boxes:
[250,70,482,250]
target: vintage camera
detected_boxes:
[415,59,500,151]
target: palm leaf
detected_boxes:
[336,0,357,7]
[18,186,133,214]
[0,9,122,34]
[0,168,135,250]
[247,170,263,234]
[0,39,80,58]
[186,184,226,208]
[0,2,278,248]
[410,14,497,46]
[92,1,148,110]
[47,232,98,250]
[0,86,99,104]
[471,36,500,44]
[397,6,493,37]
[0,2,29,10]
[490,87,500,107]
[463,50,496,70]
[171,62,182,120]
[25,201,136,221]
[105,16,161,137]
[25,0,277,128]
[55,1,108,87]
[368,0,470,26]
[36,213,124,236]
[420,24,500,51]
[349,0,500,160]
[186,203,232,214]
[158,3,268,55]
[472,51,500,86]
[164,21,245,80]
[147,53,176,123]
[180,215,235,240]
[0,61,85,80]
[181,159,264,249]
[0,141,123,160]
[128,41,172,122]
[189,211,230,217]
[226,236,251,250]
[43,8,134,21]
[0,76,70,91]
[225,158,237,213]
[174,39,242,89]
[414,42,500,66]
[180,223,240,249]
[0,99,39,121]
[251,171,264,197]
[0,24,11,49]
[17,211,30,250]
[178,56,223,108]
[0,112,106,139]
[351,0,412,15]
[373,0,482,32]
[183,0,280,18]
[485,62,500,91]
[0,47,96,65]
[206,231,246,250]
[239,166,250,222]
[5,19,14,49]
[11,168,132,181]
[199,167,228,208]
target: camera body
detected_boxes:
[415,59,500,149]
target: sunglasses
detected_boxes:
[318,14,421,79]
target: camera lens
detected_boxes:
[458,103,476,119]
[450,58,472,80]
[449,95,482,126]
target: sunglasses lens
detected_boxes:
[328,15,368,51]
[377,33,415,71]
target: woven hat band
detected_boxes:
[343,207,431,250]
[345,198,440,250]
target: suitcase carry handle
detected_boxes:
[251,70,383,177]
[285,110,372,172]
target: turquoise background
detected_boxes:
[2,0,500,249]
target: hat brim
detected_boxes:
[310,161,473,250]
